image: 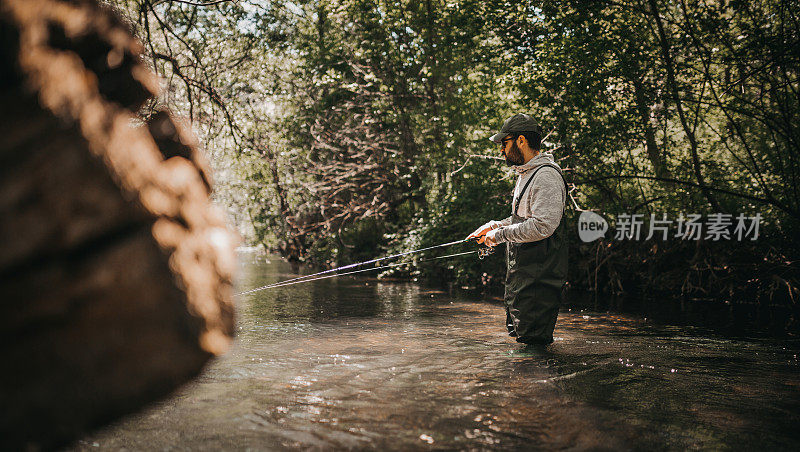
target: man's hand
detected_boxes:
[481,228,500,247]
[466,221,499,241]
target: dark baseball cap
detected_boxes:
[489,113,542,143]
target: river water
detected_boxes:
[74,252,800,450]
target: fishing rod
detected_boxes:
[238,239,491,296]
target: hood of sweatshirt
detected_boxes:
[511,151,559,175]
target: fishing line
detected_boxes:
[238,249,479,295]
[255,250,478,291]
[245,238,467,294]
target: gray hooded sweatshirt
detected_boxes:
[493,152,566,244]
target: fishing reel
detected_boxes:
[478,246,496,260]
[467,235,497,260]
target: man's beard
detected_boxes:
[504,141,525,166]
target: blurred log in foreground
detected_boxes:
[0,0,237,449]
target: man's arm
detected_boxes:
[493,168,565,243]
[497,216,513,226]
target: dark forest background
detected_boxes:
[104,0,799,333]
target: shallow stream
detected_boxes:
[74,253,800,450]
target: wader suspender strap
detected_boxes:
[513,164,567,216]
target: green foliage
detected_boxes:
[105,0,799,300]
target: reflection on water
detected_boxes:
[74,253,800,450]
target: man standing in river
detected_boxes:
[467,113,568,346]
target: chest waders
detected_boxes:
[504,164,568,345]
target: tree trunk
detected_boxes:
[0,0,236,449]
[632,76,669,180]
